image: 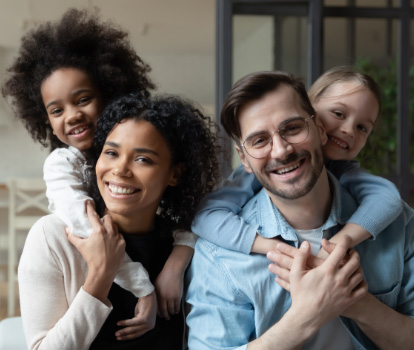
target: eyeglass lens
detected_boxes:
[243,117,310,159]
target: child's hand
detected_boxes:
[67,201,125,302]
[251,235,282,255]
[115,291,157,341]
[154,266,183,320]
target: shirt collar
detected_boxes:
[254,171,358,240]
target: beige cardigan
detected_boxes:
[18,214,112,350]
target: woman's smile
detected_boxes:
[96,119,178,229]
[107,182,140,196]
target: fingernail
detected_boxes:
[267,251,276,259]
[301,241,309,249]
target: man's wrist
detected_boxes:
[283,307,320,342]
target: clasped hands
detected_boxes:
[267,235,368,328]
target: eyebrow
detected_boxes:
[104,141,160,156]
[244,116,305,140]
[45,88,93,109]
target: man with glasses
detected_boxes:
[186,71,414,349]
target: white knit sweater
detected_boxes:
[18,214,112,350]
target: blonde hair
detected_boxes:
[308,66,382,117]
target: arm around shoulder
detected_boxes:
[340,168,402,238]
[191,166,261,254]
[44,148,94,238]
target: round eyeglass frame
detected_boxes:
[241,115,314,159]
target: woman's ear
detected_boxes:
[168,163,184,187]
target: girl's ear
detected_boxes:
[168,163,184,187]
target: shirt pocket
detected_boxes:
[372,282,401,309]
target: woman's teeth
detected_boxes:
[276,161,300,174]
[109,184,135,195]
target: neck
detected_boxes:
[109,210,157,235]
[269,169,332,230]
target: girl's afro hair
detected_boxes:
[2,8,155,150]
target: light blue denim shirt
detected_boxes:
[192,162,402,254]
[186,172,414,350]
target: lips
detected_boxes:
[67,124,90,135]
[273,160,302,175]
[108,183,139,195]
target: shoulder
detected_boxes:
[29,213,66,233]
[25,214,73,255]
[189,239,247,299]
[326,160,360,179]
[44,147,87,180]
[239,189,265,224]
[192,237,264,285]
[192,239,238,275]
[45,147,85,166]
[44,147,75,172]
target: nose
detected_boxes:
[269,132,294,159]
[340,119,355,137]
[66,106,83,124]
[112,157,132,177]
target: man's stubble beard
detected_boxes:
[252,146,325,200]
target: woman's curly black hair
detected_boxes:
[91,94,220,230]
[1,8,155,150]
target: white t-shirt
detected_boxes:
[295,227,353,350]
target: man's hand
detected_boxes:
[267,241,324,286]
[115,291,157,341]
[269,236,367,327]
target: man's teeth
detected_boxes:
[331,136,347,149]
[73,127,87,134]
[109,184,135,195]
[276,161,300,174]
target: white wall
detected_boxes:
[144,52,215,110]
[0,48,50,183]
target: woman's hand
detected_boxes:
[115,291,157,341]
[67,201,125,302]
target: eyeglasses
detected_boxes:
[241,115,314,159]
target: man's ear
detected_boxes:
[168,163,184,187]
[235,145,253,174]
[314,113,328,146]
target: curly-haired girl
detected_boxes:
[2,7,198,345]
[18,93,219,348]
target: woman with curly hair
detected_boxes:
[3,7,201,348]
[18,93,219,349]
